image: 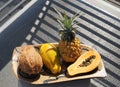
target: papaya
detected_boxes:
[67,50,101,76]
[39,43,61,74]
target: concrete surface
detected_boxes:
[0,0,120,87]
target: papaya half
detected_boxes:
[39,43,61,75]
[67,50,101,76]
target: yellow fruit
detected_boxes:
[39,43,61,74]
[67,50,101,76]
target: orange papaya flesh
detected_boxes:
[67,50,101,76]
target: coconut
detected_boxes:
[18,46,43,78]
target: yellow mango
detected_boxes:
[39,43,61,74]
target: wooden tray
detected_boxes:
[12,43,107,84]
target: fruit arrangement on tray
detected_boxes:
[12,8,107,84]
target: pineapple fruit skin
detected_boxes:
[59,37,81,62]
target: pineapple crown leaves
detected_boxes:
[53,7,83,31]
[53,7,84,41]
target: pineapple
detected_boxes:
[54,8,82,62]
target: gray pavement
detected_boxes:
[0,0,120,87]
